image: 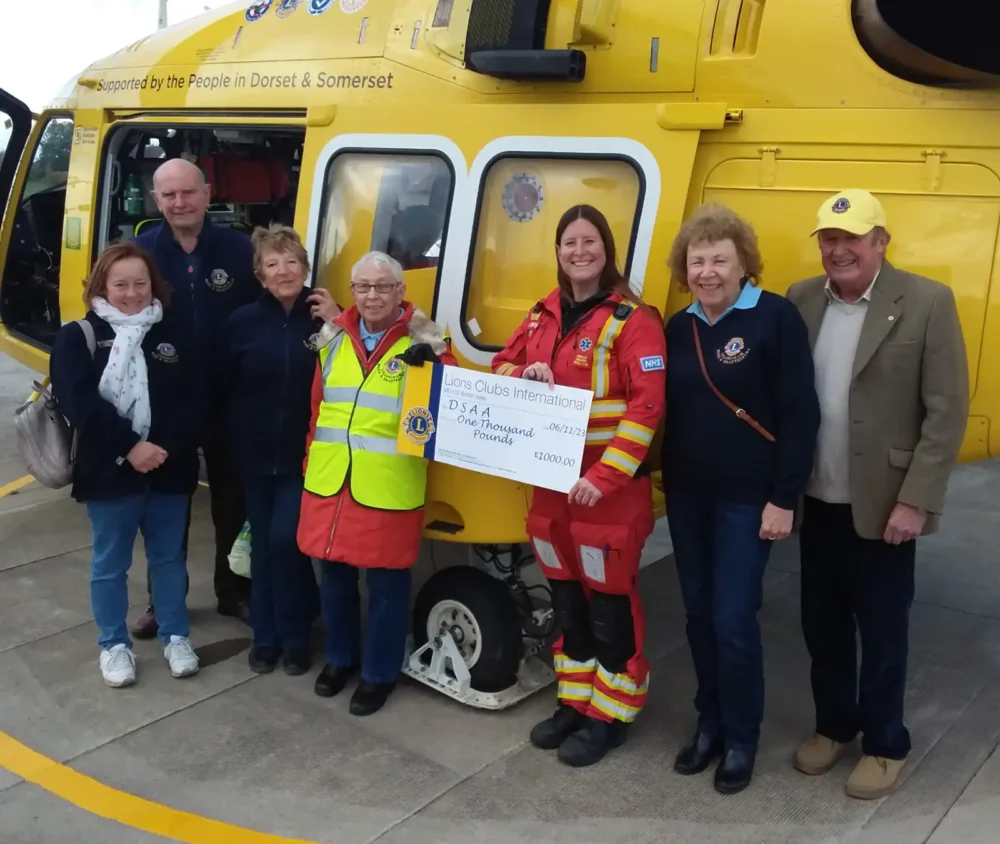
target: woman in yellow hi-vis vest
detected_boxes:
[297,251,455,717]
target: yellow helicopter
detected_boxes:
[0,0,996,708]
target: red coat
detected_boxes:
[296,302,457,568]
[491,289,666,496]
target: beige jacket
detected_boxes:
[786,262,969,539]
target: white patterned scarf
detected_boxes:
[90,297,164,441]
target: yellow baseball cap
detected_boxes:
[810,189,887,236]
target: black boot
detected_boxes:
[714,747,756,794]
[248,646,281,674]
[557,716,628,767]
[529,705,583,750]
[313,664,358,697]
[349,680,395,716]
[282,648,312,676]
[674,730,724,775]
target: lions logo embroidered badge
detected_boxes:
[381,356,405,383]
[153,342,178,363]
[206,269,235,292]
[717,336,749,364]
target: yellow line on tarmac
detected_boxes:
[0,474,34,498]
[0,476,312,842]
[0,732,318,843]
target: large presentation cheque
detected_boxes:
[396,364,594,493]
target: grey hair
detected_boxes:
[351,251,403,285]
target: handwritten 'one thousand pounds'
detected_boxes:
[395,363,594,493]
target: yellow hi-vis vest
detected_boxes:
[303,330,427,511]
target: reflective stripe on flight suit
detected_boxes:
[303,331,428,510]
[582,302,655,476]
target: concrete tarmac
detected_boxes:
[0,351,998,843]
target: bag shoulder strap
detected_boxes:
[691,315,776,443]
[75,319,96,358]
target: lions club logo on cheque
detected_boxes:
[402,407,435,446]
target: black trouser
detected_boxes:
[146,432,250,609]
[799,496,916,760]
[551,580,636,676]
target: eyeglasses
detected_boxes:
[351,282,399,295]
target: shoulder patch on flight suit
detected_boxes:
[614,302,635,321]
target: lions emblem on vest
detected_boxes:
[206,269,234,292]
[380,356,405,383]
[717,336,749,365]
[153,342,178,363]
[402,406,435,446]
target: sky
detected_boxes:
[1,0,234,111]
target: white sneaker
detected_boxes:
[100,644,137,687]
[164,635,200,678]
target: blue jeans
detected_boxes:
[87,493,190,650]
[243,475,319,650]
[666,489,773,752]
[319,561,411,684]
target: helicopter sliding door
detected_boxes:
[304,133,466,315]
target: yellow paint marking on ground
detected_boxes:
[0,731,318,844]
[0,474,34,498]
[0,472,297,839]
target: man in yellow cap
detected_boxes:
[785,189,969,799]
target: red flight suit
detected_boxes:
[492,288,666,725]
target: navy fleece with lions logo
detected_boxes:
[661,285,821,509]
[136,219,258,417]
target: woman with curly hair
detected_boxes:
[661,204,820,794]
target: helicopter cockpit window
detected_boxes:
[462,156,642,350]
[0,115,74,349]
[1,110,14,185]
[316,152,453,316]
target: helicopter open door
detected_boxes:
[0,90,76,371]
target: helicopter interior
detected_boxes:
[0,118,453,350]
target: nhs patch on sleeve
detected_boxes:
[639,355,665,372]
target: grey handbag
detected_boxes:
[14,319,96,489]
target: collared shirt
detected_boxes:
[687,281,763,325]
[807,266,882,503]
[824,266,880,304]
[358,308,404,352]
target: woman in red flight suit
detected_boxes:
[492,204,667,767]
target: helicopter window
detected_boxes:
[1,109,14,182]
[0,115,74,349]
[316,152,453,317]
[462,156,642,350]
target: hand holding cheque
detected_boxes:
[397,363,593,494]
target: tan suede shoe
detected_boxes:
[793,733,849,775]
[844,755,905,799]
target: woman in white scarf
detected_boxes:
[49,242,201,689]
[92,294,163,442]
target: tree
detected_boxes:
[33,120,73,171]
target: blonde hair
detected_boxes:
[251,223,311,281]
[667,203,763,291]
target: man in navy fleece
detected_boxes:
[130,158,257,638]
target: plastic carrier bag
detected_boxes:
[228,521,252,579]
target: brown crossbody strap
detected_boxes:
[692,316,776,443]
